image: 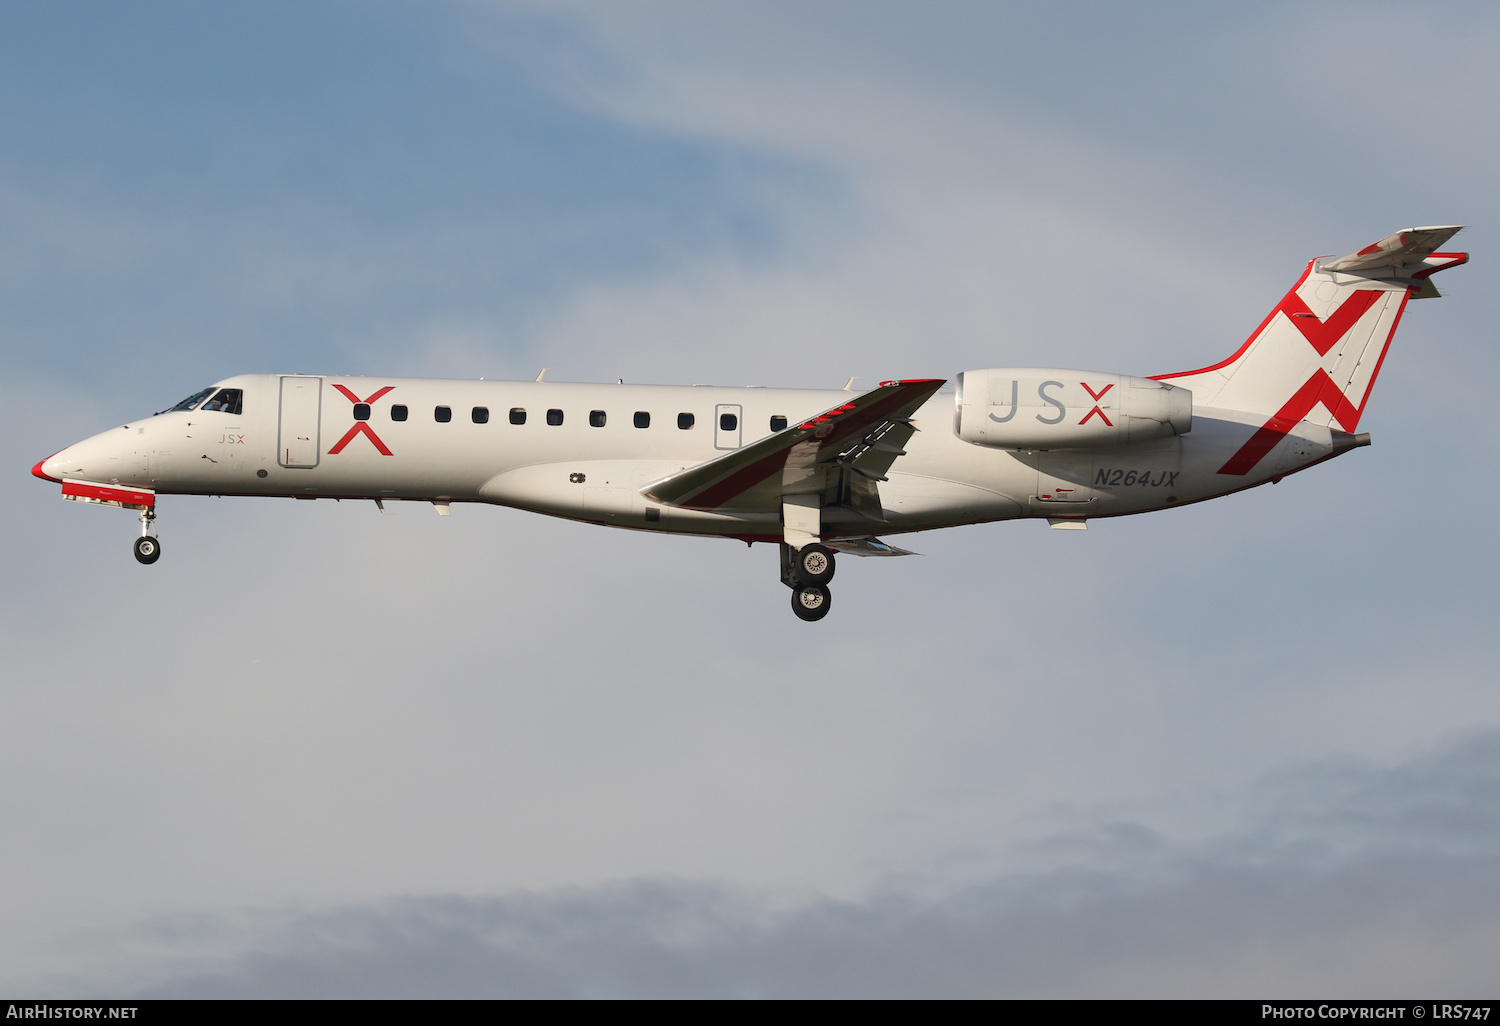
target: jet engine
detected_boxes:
[954,369,1191,450]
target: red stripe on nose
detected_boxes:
[32,455,62,482]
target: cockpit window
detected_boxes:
[200,389,243,415]
[158,387,216,415]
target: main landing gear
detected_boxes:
[781,542,836,621]
[133,508,160,564]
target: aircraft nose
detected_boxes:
[32,453,63,483]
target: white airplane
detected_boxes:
[32,227,1468,620]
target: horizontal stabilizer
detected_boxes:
[643,379,944,511]
[1321,225,1465,277]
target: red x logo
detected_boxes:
[1078,381,1114,427]
[1217,287,1389,476]
[328,384,395,456]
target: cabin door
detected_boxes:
[278,376,323,468]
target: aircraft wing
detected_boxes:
[642,378,945,511]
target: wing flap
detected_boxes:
[642,379,945,511]
[825,537,917,557]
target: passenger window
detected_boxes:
[720,412,738,431]
[391,405,408,421]
[589,410,606,428]
[547,409,563,426]
[634,411,650,429]
[770,415,787,431]
[678,413,695,430]
[435,406,452,423]
[201,389,243,415]
[510,408,526,425]
[472,406,489,424]
[353,403,371,421]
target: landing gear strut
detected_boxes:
[780,542,835,621]
[133,508,160,564]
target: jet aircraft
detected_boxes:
[32,227,1468,620]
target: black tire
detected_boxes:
[796,544,835,586]
[133,535,161,565]
[791,585,832,621]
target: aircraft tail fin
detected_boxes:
[1155,227,1467,474]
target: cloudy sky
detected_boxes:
[3,0,1498,997]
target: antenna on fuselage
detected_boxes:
[536,368,548,382]
[844,377,857,391]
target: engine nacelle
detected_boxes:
[955,369,1191,450]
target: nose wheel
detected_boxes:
[134,508,161,564]
[133,535,161,564]
[780,543,835,621]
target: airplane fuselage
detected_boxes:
[40,372,1342,542]
[33,226,1467,620]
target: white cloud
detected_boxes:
[472,1,1465,392]
[23,731,1500,997]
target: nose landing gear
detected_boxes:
[133,536,161,564]
[133,508,160,564]
[781,542,835,621]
